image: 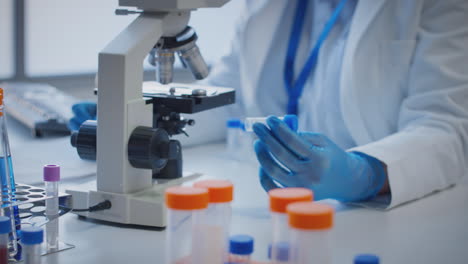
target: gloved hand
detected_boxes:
[68,102,97,131]
[253,116,387,202]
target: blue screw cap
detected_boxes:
[283,115,298,132]
[229,234,254,255]
[354,254,380,264]
[0,216,11,234]
[226,118,243,129]
[21,227,44,245]
[268,242,290,261]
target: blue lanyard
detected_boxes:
[284,0,349,115]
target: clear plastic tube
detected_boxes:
[23,244,41,264]
[289,229,331,264]
[45,181,59,250]
[244,115,298,132]
[166,208,206,264]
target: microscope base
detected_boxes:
[66,172,202,227]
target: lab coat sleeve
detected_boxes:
[351,0,468,208]
[174,1,248,146]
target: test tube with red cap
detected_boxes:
[165,186,209,264]
[286,202,334,264]
[44,165,60,250]
[0,216,10,264]
[193,179,234,263]
[268,188,313,264]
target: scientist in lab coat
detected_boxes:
[71,0,468,209]
[204,0,468,208]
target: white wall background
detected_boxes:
[0,0,14,79]
[25,0,243,77]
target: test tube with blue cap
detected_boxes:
[244,115,298,132]
[228,234,254,264]
[0,216,11,264]
[21,227,43,264]
[43,164,60,251]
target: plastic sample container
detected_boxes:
[244,115,298,132]
[228,234,254,264]
[267,242,290,264]
[268,188,313,264]
[21,227,44,264]
[354,254,380,264]
[0,216,10,264]
[44,164,60,250]
[193,179,234,263]
[226,118,244,160]
[165,186,209,264]
[287,202,334,264]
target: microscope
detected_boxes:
[67,0,234,227]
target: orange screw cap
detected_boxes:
[268,188,313,213]
[193,179,234,203]
[287,202,334,230]
[165,186,209,210]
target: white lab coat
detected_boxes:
[189,0,468,208]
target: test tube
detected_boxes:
[21,227,44,264]
[244,115,298,132]
[286,202,334,264]
[193,179,234,263]
[269,188,313,264]
[228,234,254,264]
[226,119,244,159]
[354,254,380,264]
[43,165,60,251]
[165,186,209,264]
[0,216,10,264]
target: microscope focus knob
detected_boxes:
[127,126,170,171]
[70,120,97,160]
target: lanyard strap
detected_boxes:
[284,0,349,115]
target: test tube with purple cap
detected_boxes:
[43,165,60,251]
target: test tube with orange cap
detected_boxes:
[165,186,209,264]
[193,179,234,263]
[268,188,313,264]
[286,202,334,264]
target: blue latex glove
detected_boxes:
[253,116,387,202]
[68,102,97,131]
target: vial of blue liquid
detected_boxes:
[354,254,380,264]
[228,234,254,264]
[0,88,20,258]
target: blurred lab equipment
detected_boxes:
[165,186,209,264]
[2,83,78,137]
[267,242,290,264]
[67,0,234,227]
[44,165,60,251]
[354,254,380,264]
[244,115,298,132]
[21,227,43,264]
[287,202,334,264]
[0,216,10,264]
[193,179,234,263]
[226,118,244,159]
[0,88,19,257]
[253,116,386,201]
[268,188,313,264]
[228,234,254,264]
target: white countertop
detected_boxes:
[8,120,468,264]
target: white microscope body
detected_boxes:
[67,0,230,227]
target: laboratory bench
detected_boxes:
[7,112,468,264]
